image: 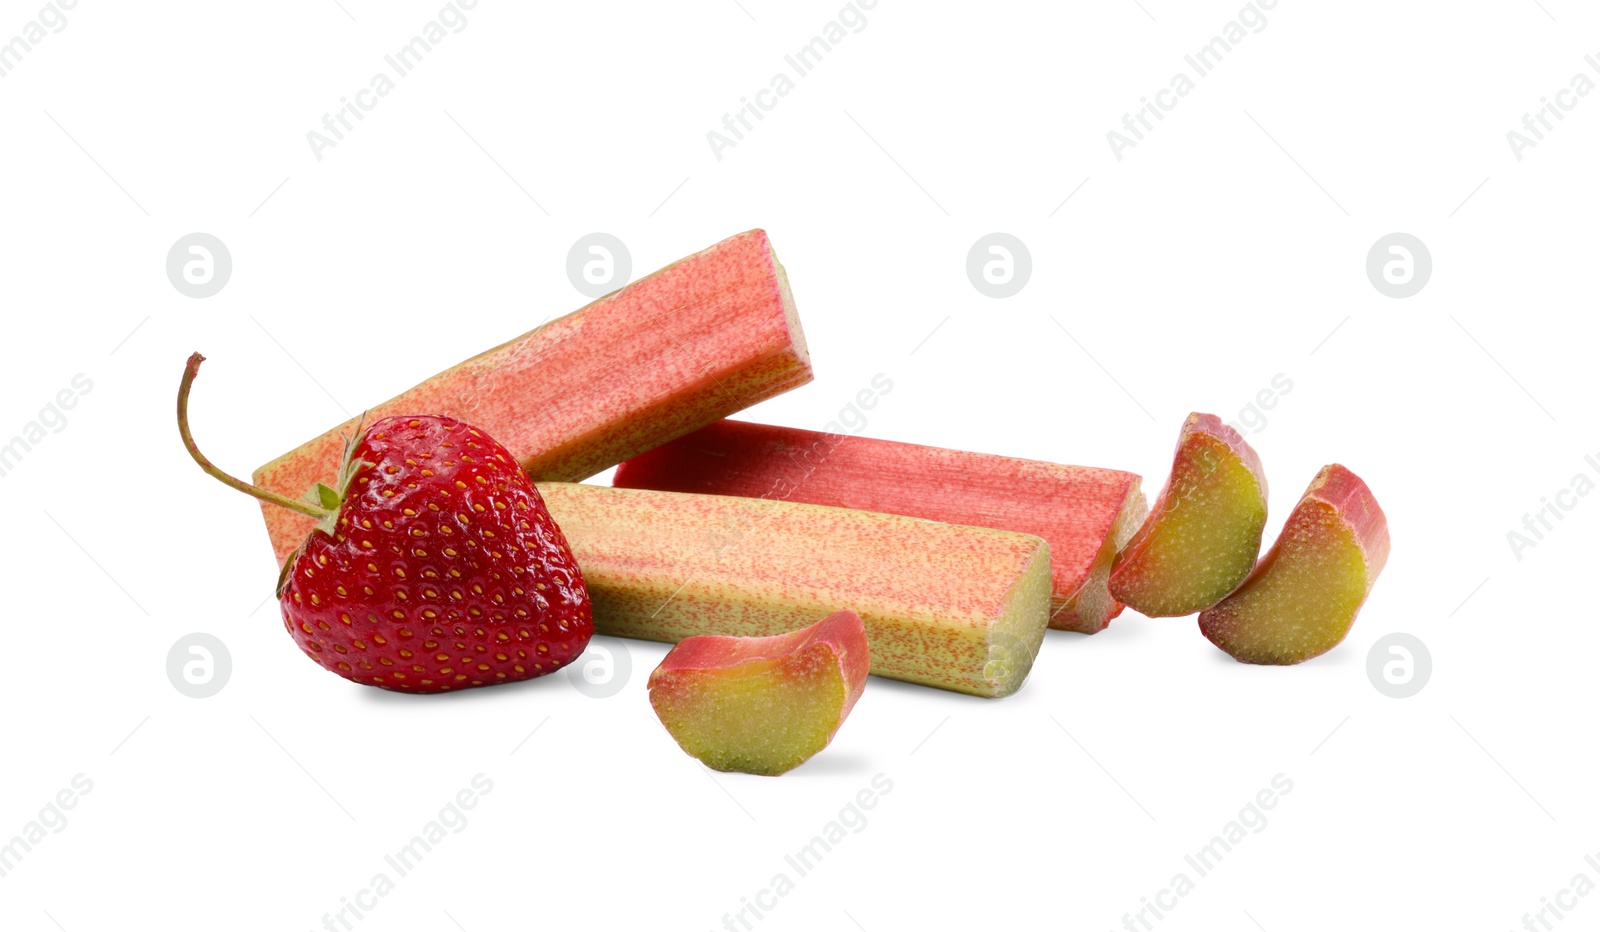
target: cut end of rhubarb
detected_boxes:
[1198,464,1390,665]
[1109,413,1269,617]
[983,545,1054,697]
[648,610,870,776]
[1050,480,1149,633]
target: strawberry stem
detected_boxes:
[178,352,331,522]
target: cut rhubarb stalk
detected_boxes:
[537,483,1052,698]
[1109,413,1269,617]
[1198,464,1390,665]
[612,420,1146,634]
[254,230,812,566]
[649,609,870,776]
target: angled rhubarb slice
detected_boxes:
[1109,413,1269,617]
[1199,464,1390,665]
[537,483,1052,698]
[649,610,870,775]
[612,420,1146,634]
[254,230,812,566]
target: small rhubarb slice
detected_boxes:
[649,609,870,775]
[612,420,1147,634]
[254,230,812,566]
[1198,464,1390,665]
[1109,413,1269,617]
[537,483,1052,698]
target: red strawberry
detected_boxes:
[178,353,593,692]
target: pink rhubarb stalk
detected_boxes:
[255,230,812,566]
[612,419,1146,633]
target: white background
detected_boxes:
[2,1,1596,930]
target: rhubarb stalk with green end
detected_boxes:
[254,230,812,566]
[612,419,1146,634]
[537,482,1052,698]
[649,609,871,776]
[1109,413,1268,617]
[1198,464,1390,665]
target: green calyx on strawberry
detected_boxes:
[178,352,594,692]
